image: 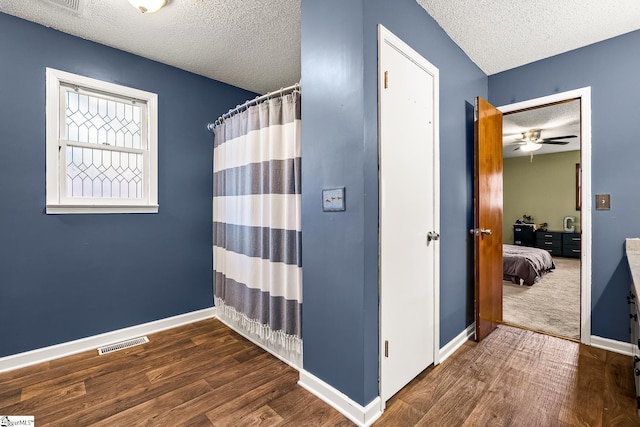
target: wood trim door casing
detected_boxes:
[497,87,592,344]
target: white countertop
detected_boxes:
[626,239,640,296]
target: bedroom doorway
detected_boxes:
[498,88,591,344]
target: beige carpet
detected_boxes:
[503,257,580,339]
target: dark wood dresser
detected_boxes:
[535,230,581,258]
[535,230,561,256]
[562,233,581,258]
[513,224,535,246]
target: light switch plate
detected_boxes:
[322,187,345,212]
[595,194,610,210]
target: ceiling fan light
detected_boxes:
[128,0,166,13]
[521,129,541,142]
[520,142,542,152]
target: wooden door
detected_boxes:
[379,25,439,403]
[474,97,503,341]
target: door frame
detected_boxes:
[497,87,592,344]
[377,24,441,406]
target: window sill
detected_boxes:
[46,204,159,214]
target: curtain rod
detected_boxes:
[207,83,300,132]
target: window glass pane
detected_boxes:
[65,90,142,149]
[66,146,143,199]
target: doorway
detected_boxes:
[498,88,592,344]
[378,25,440,404]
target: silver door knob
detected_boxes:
[427,231,440,242]
[469,228,492,236]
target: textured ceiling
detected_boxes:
[502,100,580,159]
[0,0,301,94]
[416,0,640,75]
[1,1,639,94]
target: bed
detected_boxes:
[503,244,555,286]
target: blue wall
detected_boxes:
[11,1,631,412]
[489,30,640,343]
[301,0,487,406]
[301,0,370,404]
[0,12,256,357]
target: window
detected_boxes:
[46,68,158,214]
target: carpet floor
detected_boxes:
[503,257,580,339]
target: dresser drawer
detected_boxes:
[564,248,581,257]
[538,244,561,255]
[562,247,581,258]
[536,231,561,245]
[562,233,581,246]
[536,231,561,255]
[514,225,535,246]
[562,233,581,257]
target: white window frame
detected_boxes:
[46,68,158,214]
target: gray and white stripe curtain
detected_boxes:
[213,90,302,355]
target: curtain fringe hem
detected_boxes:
[214,297,302,355]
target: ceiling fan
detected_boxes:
[510,129,577,152]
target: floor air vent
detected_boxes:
[98,336,149,355]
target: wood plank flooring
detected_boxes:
[0,320,637,426]
[376,325,639,426]
[0,319,350,426]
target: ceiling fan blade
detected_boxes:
[540,135,577,141]
[513,146,520,151]
[541,140,570,145]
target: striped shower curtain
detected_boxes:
[213,91,302,358]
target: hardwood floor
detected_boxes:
[0,319,350,426]
[376,325,639,426]
[1,321,637,426]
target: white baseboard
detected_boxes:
[436,327,634,358]
[0,307,217,373]
[295,322,474,426]
[298,370,382,427]
[590,335,634,356]
[439,322,475,363]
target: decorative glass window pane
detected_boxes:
[65,90,142,149]
[46,68,158,214]
[66,147,143,199]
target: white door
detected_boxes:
[379,25,440,403]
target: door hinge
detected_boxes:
[384,340,389,358]
[384,71,389,89]
[474,98,478,121]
